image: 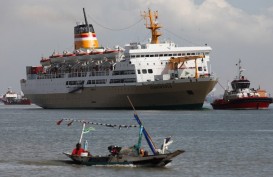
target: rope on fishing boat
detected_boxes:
[56,118,138,129]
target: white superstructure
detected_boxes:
[20,9,217,109]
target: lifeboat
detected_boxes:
[40,58,51,66]
[49,52,64,63]
[88,48,104,60]
[63,51,77,63]
[75,49,91,62]
[103,48,120,60]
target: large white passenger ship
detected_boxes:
[20,9,217,109]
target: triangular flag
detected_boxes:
[56,119,63,125]
[83,127,95,133]
[67,120,74,126]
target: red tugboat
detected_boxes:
[211,60,273,110]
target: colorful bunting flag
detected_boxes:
[56,118,138,129]
[67,120,74,126]
[83,127,95,134]
[56,119,63,125]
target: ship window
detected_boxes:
[96,79,106,84]
[150,55,154,57]
[141,55,144,57]
[110,79,123,83]
[187,53,191,55]
[186,90,194,95]
[148,69,153,73]
[136,55,140,58]
[113,70,135,75]
[124,78,136,83]
[205,52,209,55]
[164,54,168,56]
[168,54,172,56]
[198,67,203,71]
[178,53,182,56]
[173,53,177,56]
[159,54,163,57]
[137,70,140,74]
[87,79,106,85]
[131,55,135,58]
[87,80,95,84]
[182,53,185,56]
[191,53,195,55]
[67,80,84,85]
[155,54,159,57]
[110,78,136,83]
[142,69,147,74]
[145,55,149,57]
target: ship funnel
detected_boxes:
[74,8,99,49]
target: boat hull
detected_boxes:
[63,149,184,167]
[1,99,31,105]
[22,78,217,109]
[211,97,273,110]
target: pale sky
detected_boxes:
[1,0,273,96]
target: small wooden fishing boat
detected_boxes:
[58,97,184,167]
[63,149,183,167]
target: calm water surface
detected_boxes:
[0,103,273,177]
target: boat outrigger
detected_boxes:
[58,97,184,167]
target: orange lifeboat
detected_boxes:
[40,57,51,66]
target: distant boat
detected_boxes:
[0,88,31,105]
[211,60,273,109]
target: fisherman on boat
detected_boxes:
[72,143,90,156]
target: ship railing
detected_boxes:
[68,72,87,78]
[89,71,110,77]
[27,73,66,80]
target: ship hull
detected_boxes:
[22,78,217,109]
[211,97,273,110]
[3,100,31,105]
[63,150,184,167]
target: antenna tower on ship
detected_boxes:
[74,8,99,50]
[142,9,162,44]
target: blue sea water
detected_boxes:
[0,103,273,177]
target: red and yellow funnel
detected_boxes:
[74,24,99,49]
[74,8,99,49]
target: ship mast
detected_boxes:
[237,59,243,79]
[142,9,162,44]
[83,8,90,32]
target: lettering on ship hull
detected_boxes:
[150,84,172,89]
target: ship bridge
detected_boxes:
[231,77,250,90]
